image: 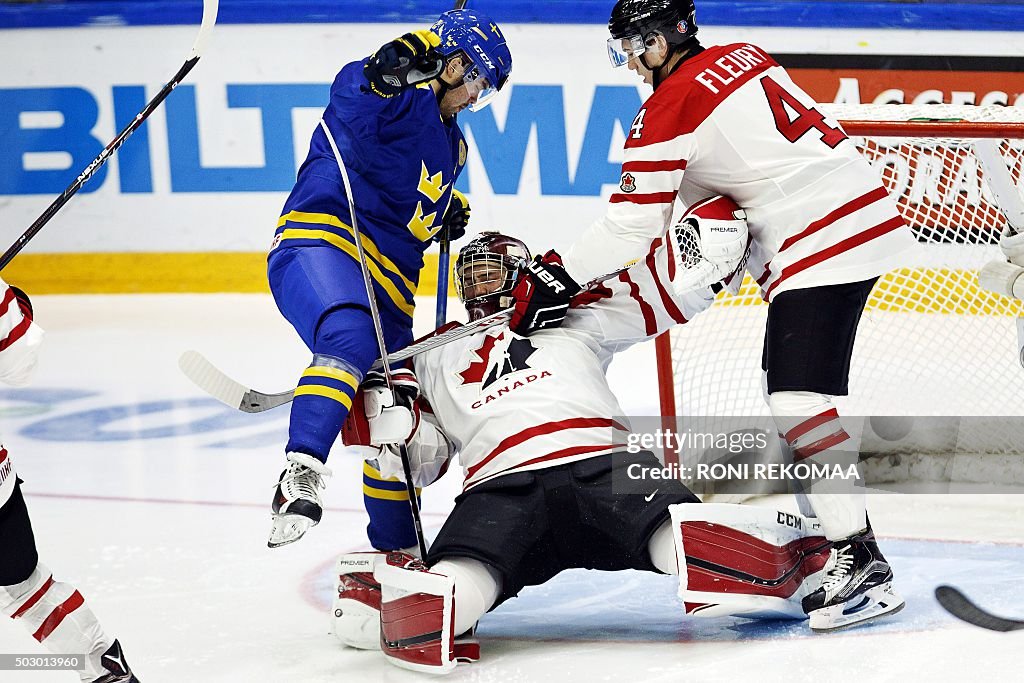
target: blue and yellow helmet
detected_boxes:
[431,9,512,111]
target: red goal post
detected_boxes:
[655,104,1024,467]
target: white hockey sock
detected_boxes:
[430,558,502,636]
[1,563,113,681]
[769,390,866,541]
[647,519,679,575]
[761,372,814,518]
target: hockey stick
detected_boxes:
[0,0,220,271]
[182,223,718,414]
[431,0,469,325]
[179,308,512,413]
[319,119,428,559]
[935,585,1024,632]
[435,227,451,328]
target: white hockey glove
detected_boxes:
[670,195,750,295]
[1000,226,1024,268]
[369,416,452,488]
[361,368,421,446]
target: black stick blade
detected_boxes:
[935,585,1024,632]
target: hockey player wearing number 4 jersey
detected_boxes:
[330,212,898,673]
[510,0,913,632]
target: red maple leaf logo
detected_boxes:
[458,332,504,385]
[620,173,636,193]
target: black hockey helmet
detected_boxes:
[455,232,530,321]
[607,0,698,68]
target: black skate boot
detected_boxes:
[92,639,139,683]
[802,529,905,631]
[268,452,332,548]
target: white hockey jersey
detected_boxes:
[563,43,918,301]
[413,232,718,491]
[0,278,44,507]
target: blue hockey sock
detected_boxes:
[285,306,378,462]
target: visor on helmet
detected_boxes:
[462,64,498,112]
[447,51,501,112]
[606,33,660,68]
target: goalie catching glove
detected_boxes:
[364,30,445,98]
[509,250,582,335]
[670,195,750,296]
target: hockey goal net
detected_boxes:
[656,104,1024,480]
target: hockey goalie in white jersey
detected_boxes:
[330,204,900,673]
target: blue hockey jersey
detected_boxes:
[272,59,469,323]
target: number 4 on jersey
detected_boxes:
[631,108,647,139]
[761,76,847,149]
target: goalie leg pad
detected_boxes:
[332,552,387,650]
[376,554,458,674]
[670,503,830,619]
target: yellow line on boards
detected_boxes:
[7,255,1021,317]
[2,253,457,295]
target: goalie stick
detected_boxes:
[0,0,220,271]
[935,585,1024,632]
[179,308,512,413]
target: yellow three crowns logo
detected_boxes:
[417,161,449,203]
[408,161,449,240]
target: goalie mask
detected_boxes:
[455,232,530,321]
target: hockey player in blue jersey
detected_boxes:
[265,9,512,550]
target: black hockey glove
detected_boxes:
[9,285,32,320]
[509,250,582,336]
[364,30,444,99]
[435,189,470,243]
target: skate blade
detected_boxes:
[810,584,906,632]
[268,513,316,548]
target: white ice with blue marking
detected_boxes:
[0,295,1021,682]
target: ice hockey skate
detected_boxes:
[268,452,332,548]
[92,640,139,683]
[802,530,905,631]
